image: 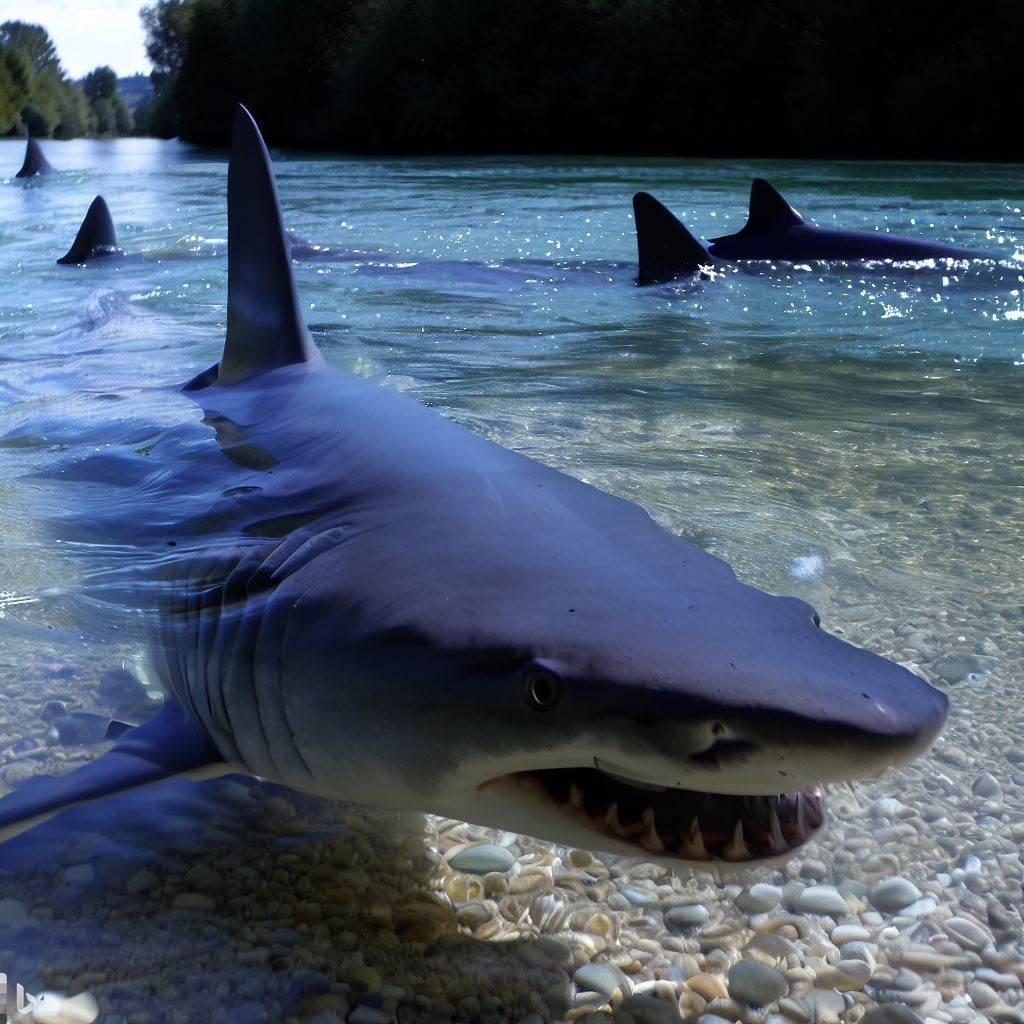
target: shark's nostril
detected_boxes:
[689,738,757,768]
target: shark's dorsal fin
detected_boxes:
[217,104,322,386]
[744,178,803,233]
[15,135,54,178]
[57,195,118,264]
[632,192,710,284]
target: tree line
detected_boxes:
[142,0,1021,159]
[0,21,135,138]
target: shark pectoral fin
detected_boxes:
[742,178,804,233]
[0,700,228,844]
[214,104,322,387]
[632,192,710,284]
[57,195,118,265]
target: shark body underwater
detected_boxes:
[634,179,982,284]
[0,108,949,868]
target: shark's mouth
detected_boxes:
[508,767,825,862]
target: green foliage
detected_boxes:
[0,45,30,133]
[0,20,118,139]
[83,66,135,135]
[143,0,1023,158]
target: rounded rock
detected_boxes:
[665,903,709,931]
[797,885,850,918]
[727,960,788,1006]
[736,884,782,915]
[867,878,921,913]
[447,843,515,874]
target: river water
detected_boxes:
[0,138,1021,1024]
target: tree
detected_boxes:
[0,21,61,77]
[0,45,30,133]
[83,65,117,101]
[141,0,196,84]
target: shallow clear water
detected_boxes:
[0,138,1021,1022]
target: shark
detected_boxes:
[0,108,949,867]
[57,196,120,264]
[14,135,54,178]
[634,179,981,284]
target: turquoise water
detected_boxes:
[0,137,1022,1020]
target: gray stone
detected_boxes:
[972,773,1002,800]
[861,1005,925,1024]
[736,884,781,915]
[447,844,515,874]
[664,903,709,931]
[727,960,788,1006]
[574,964,632,1000]
[797,885,850,918]
[868,877,922,913]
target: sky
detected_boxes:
[1,0,152,78]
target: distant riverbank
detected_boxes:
[142,0,1021,160]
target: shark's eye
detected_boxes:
[523,666,561,710]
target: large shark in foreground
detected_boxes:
[0,108,949,867]
[634,179,981,284]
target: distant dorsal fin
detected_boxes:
[217,104,322,386]
[57,196,118,264]
[16,136,54,178]
[744,178,803,233]
[632,192,710,284]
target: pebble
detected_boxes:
[727,961,789,1006]
[868,878,922,913]
[446,843,515,874]
[574,964,632,1000]
[972,773,1002,799]
[171,892,216,911]
[861,1006,925,1024]
[664,903,709,931]
[736,884,782,914]
[798,885,851,918]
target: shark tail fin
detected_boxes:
[743,178,803,233]
[0,701,227,845]
[57,196,118,265]
[15,135,53,178]
[632,192,709,284]
[215,104,322,387]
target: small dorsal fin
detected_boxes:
[57,196,118,264]
[217,105,322,386]
[15,135,54,178]
[632,192,710,284]
[744,178,803,232]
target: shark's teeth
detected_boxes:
[513,769,826,863]
[796,790,809,840]
[639,809,664,854]
[769,805,788,854]
[678,817,710,860]
[721,819,750,861]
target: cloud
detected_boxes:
[2,0,152,78]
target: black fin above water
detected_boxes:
[743,178,803,233]
[15,135,54,178]
[633,192,710,284]
[216,104,322,386]
[57,195,119,264]
[0,701,226,844]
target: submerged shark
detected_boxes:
[14,135,54,178]
[0,108,948,867]
[634,179,981,284]
[57,196,120,264]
